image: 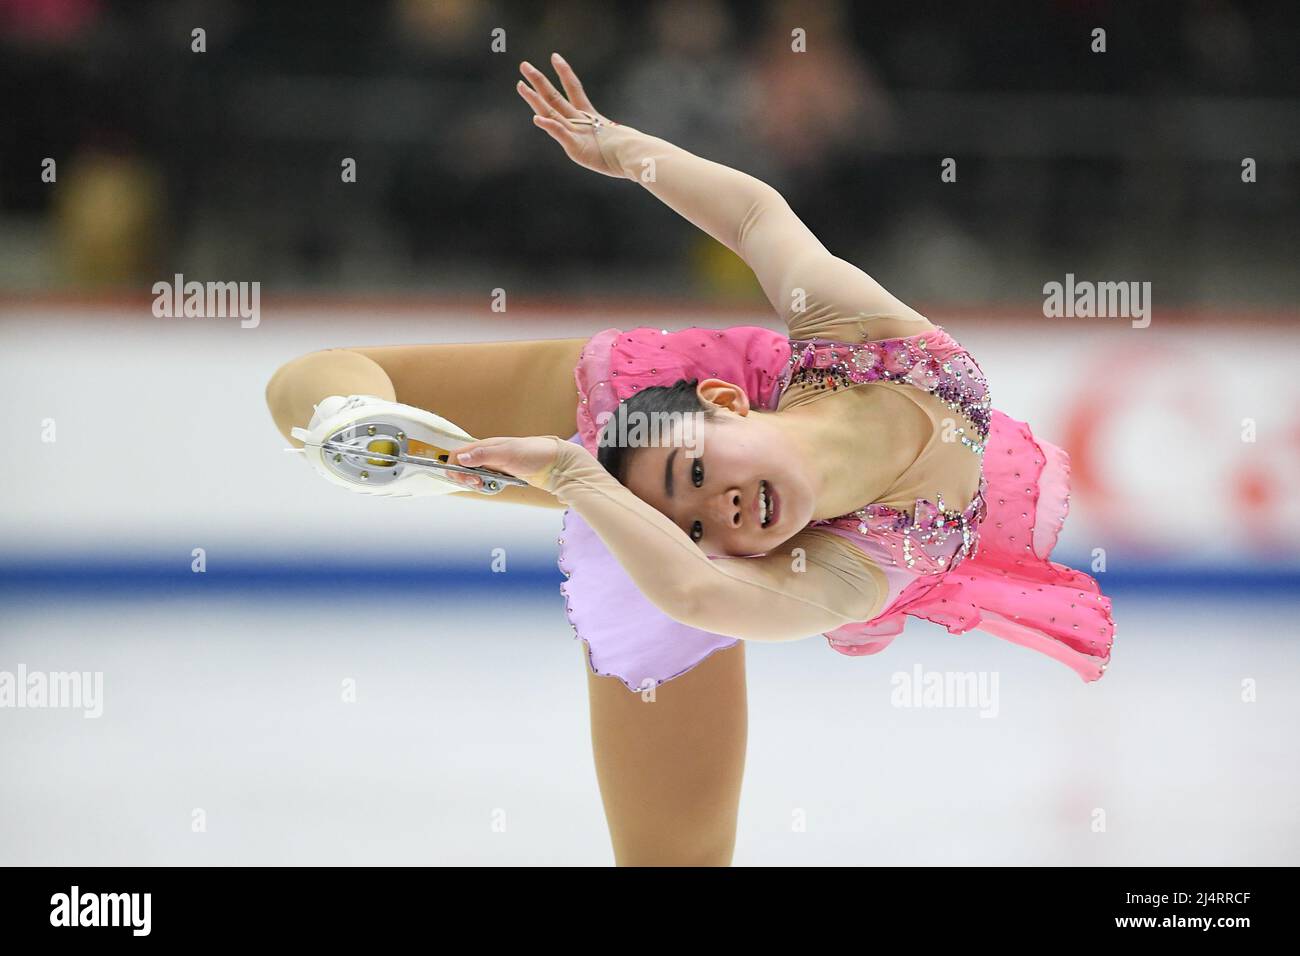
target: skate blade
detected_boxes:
[298,418,527,496]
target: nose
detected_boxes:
[714,487,743,529]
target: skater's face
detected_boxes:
[619,386,815,557]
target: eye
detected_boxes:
[687,459,705,541]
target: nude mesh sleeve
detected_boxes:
[595,123,933,343]
[523,438,888,643]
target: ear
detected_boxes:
[696,378,752,415]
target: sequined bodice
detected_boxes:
[776,328,993,575]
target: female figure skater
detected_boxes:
[265,54,1114,866]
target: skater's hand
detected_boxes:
[449,435,564,490]
[517,53,625,179]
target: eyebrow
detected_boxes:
[664,448,678,498]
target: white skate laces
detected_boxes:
[288,394,528,497]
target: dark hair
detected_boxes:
[596,379,718,484]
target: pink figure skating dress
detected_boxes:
[555,323,1115,692]
[516,114,1115,693]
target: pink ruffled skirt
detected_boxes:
[820,408,1115,681]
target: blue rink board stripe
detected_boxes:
[0,557,1297,599]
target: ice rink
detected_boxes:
[4,0,1299,879]
[2,588,1296,866]
[3,306,1297,866]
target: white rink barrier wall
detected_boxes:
[2,302,1296,593]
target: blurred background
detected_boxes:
[1,0,1297,866]
[2,0,1298,300]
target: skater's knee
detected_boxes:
[266,348,339,407]
[265,350,326,441]
[265,349,395,443]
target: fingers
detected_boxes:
[454,436,520,473]
[515,77,556,119]
[550,52,598,115]
[454,436,508,462]
[448,470,484,490]
[516,79,581,148]
[519,60,580,120]
[532,114,579,151]
[517,80,580,151]
[450,438,507,490]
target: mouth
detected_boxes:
[757,479,779,529]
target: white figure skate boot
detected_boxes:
[288,394,527,497]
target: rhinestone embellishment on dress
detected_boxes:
[792,328,993,575]
[781,329,992,456]
[812,486,989,574]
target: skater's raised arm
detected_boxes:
[519,54,932,343]
[453,436,887,643]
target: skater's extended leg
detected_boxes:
[265,337,587,508]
